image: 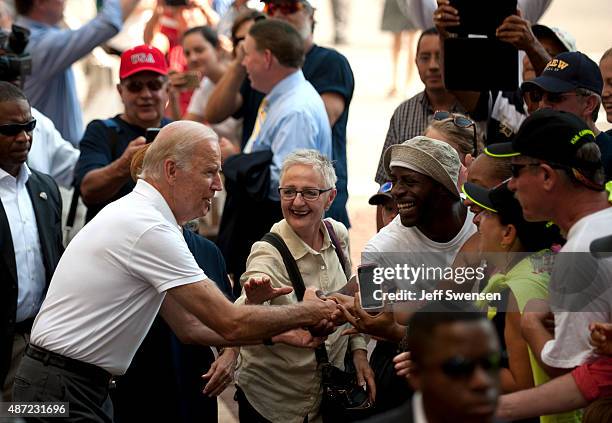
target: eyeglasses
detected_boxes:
[528,90,588,105]
[263,1,305,15]
[441,353,500,379]
[433,110,478,156]
[123,79,166,93]
[0,119,37,136]
[278,187,332,201]
[510,163,541,178]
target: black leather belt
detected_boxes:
[25,344,112,385]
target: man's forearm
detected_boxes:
[525,41,552,76]
[204,61,245,123]
[80,161,130,205]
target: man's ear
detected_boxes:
[264,49,274,69]
[540,163,559,191]
[501,223,518,248]
[163,159,178,185]
[116,83,123,96]
[583,95,599,121]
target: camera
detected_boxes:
[0,24,32,83]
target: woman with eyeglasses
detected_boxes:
[234,150,375,422]
[462,181,580,423]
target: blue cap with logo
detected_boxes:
[521,51,603,95]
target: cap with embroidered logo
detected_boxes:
[119,45,168,79]
[485,109,600,172]
[521,51,603,95]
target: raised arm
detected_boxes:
[204,48,246,123]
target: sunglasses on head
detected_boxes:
[0,118,37,136]
[433,110,478,157]
[123,79,165,93]
[441,353,500,379]
[263,1,305,15]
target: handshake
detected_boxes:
[244,277,349,344]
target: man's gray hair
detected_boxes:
[280,149,337,188]
[140,121,218,180]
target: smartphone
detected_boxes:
[357,263,384,310]
[145,128,161,144]
[183,72,200,89]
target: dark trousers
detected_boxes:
[13,348,113,422]
[235,386,272,423]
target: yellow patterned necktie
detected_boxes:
[244,98,268,153]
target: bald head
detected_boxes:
[140,121,218,181]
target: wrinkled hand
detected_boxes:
[118,136,146,177]
[202,348,238,397]
[393,351,413,382]
[495,11,536,51]
[244,276,293,305]
[433,0,460,38]
[590,322,612,356]
[353,349,376,404]
[339,294,402,342]
[326,292,355,325]
[273,328,326,348]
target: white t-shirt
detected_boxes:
[364,211,476,258]
[541,207,612,368]
[187,77,241,145]
[30,180,206,375]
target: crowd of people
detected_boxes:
[1,0,612,422]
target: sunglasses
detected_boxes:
[123,79,166,93]
[433,110,478,156]
[527,90,586,105]
[263,1,305,15]
[0,118,37,136]
[441,353,500,379]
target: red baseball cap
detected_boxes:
[119,45,168,79]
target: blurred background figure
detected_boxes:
[380,0,419,97]
[329,0,349,45]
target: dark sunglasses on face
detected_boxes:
[441,353,500,379]
[0,118,37,136]
[433,110,479,156]
[263,1,304,15]
[528,90,586,104]
[123,79,165,93]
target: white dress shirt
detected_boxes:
[0,163,46,322]
[27,107,80,188]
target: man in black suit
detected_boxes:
[0,81,63,400]
[365,302,501,423]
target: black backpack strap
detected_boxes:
[261,232,329,364]
[261,232,306,301]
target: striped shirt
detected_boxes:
[375,91,466,184]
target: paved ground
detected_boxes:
[69,1,611,420]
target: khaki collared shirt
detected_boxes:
[236,218,367,423]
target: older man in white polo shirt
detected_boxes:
[12,121,337,422]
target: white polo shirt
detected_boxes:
[30,180,206,375]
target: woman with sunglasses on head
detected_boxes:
[425,110,480,190]
[462,181,581,423]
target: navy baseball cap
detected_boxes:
[484,109,600,172]
[521,52,603,95]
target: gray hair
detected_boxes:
[140,121,218,180]
[575,87,602,122]
[280,149,337,188]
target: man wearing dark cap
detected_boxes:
[486,109,612,378]
[75,45,172,222]
[369,181,398,230]
[521,51,612,180]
